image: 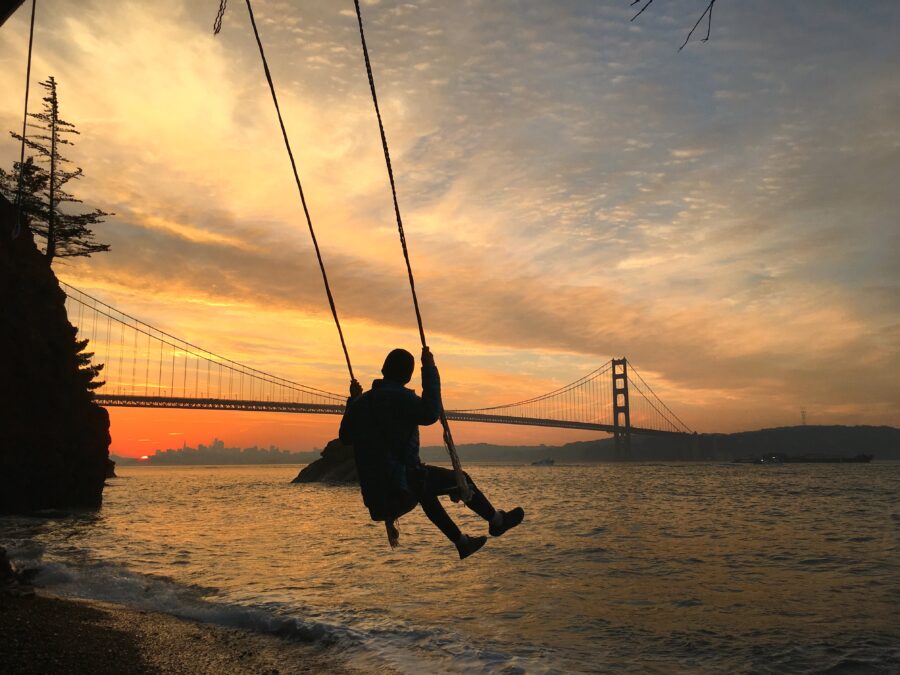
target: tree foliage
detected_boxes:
[0,76,112,262]
[74,336,105,392]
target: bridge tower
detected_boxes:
[612,358,631,458]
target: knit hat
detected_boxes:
[381,348,415,384]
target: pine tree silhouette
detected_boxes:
[0,76,112,262]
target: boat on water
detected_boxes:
[733,453,873,464]
[531,458,555,466]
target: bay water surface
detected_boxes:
[2,462,898,672]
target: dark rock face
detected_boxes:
[291,438,357,484]
[0,547,15,583]
[1,545,35,596]
[0,194,111,513]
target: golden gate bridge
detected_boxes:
[63,282,693,453]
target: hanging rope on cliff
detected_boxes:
[12,0,37,240]
[351,0,472,503]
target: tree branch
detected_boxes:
[629,0,720,50]
[679,0,717,51]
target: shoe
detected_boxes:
[489,507,524,537]
[456,535,487,560]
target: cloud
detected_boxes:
[1,0,898,434]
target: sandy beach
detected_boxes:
[0,592,370,674]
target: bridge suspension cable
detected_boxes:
[627,361,693,434]
[62,282,345,408]
[62,282,691,436]
[454,358,692,434]
[455,362,615,425]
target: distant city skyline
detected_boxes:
[120,437,316,464]
[1,1,897,456]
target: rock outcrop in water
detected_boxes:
[0,194,111,513]
[291,438,357,483]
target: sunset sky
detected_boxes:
[1,1,898,456]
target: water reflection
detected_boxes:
[1,462,898,672]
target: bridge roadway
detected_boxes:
[95,394,683,437]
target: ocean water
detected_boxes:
[2,462,899,673]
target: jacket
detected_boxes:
[339,364,442,521]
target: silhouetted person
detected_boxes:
[340,347,524,559]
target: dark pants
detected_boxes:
[407,464,496,542]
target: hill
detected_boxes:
[421,425,900,462]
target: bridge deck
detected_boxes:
[95,394,685,437]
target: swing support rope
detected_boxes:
[352,0,472,503]
[12,0,36,240]
[215,0,356,384]
[213,0,472,504]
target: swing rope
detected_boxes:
[352,0,472,503]
[12,0,37,240]
[218,0,356,383]
[216,0,397,544]
[212,0,472,509]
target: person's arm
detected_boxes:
[409,346,441,426]
[339,379,363,444]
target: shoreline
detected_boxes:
[0,591,374,674]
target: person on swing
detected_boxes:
[339,346,524,559]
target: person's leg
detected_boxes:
[423,465,525,538]
[462,474,497,521]
[424,465,496,521]
[417,490,462,543]
[410,466,487,559]
[408,467,461,542]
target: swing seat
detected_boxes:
[354,444,418,522]
[365,486,417,523]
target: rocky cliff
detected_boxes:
[0,194,110,512]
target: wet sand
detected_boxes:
[0,593,372,674]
